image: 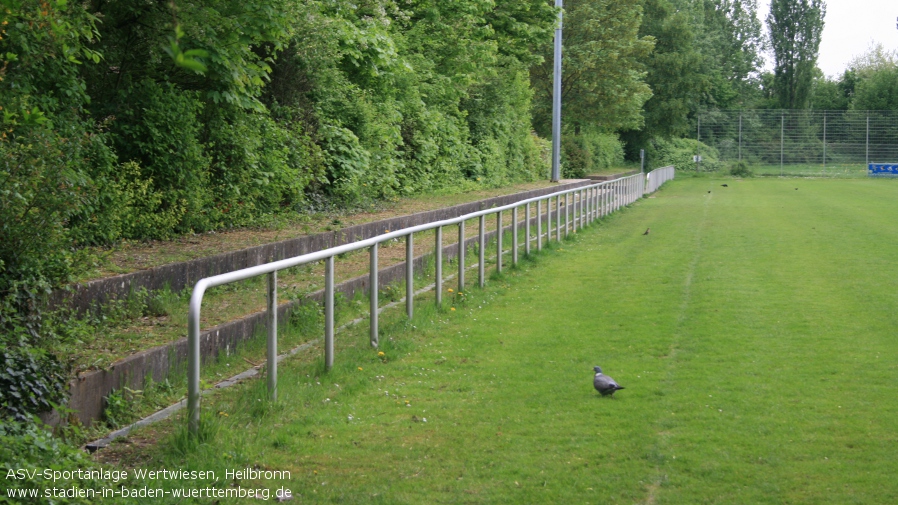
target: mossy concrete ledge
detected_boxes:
[50,180,593,315]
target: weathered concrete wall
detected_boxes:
[65,182,598,427]
[50,181,593,315]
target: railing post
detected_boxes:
[435,227,442,308]
[591,186,599,221]
[581,189,586,227]
[478,215,485,288]
[583,187,592,224]
[325,256,334,370]
[525,203,531,255]
[537,199,543,250]
[188,301,200,435]
[267,271,277,401]
[370,244,378,347]
[458,221,465,292]
[406,232,414,319]
[565,193,570,236]
[555,195,561,242]
[496,211,503,273]
[512,206,519,265]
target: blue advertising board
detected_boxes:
[868,163,898,177]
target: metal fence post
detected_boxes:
[582,188,587,227]
[565,193,570,236]
[512,206,519,265]
[478,215,485,287]
[738,112,742,162]
[325,256,334,370]
[780,114,786,176]
[435,227,442,308]
[866,113,870,165]
[496,211,502,273]
[267,271,277,401]
[586,187,593,224]
[406,233,414,319]
[370,244,378,347]
[537,199,543,250]
[458,221,465,292]
[555,195,561,242]
[823,112,827,169]
[525,203,531,255]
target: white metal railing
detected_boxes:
[644,165,675,194]
[186,168,674,434]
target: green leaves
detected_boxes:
[163,25,210,74]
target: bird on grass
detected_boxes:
[643,228,650,235]
[593,366,625,398]
[721,184,728,187]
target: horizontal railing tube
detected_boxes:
[185,170,672,436]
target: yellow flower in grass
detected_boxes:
[378,351,385,357]
[358,367,363,371]
[448,288,454,293]
[450,307,456,311]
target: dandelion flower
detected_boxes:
[378,351,385,357]
[448,288,454,293]
[358,367,363,371]
[451,307,456,311]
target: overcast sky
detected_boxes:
[757,0,898,77]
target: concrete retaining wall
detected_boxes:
[50,181,592,315]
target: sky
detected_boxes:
[757,0,898,77]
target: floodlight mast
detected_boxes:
[550,0,563,182]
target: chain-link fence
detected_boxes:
[697,110,898,176]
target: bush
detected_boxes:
[0,419,101,504]
[109,79,212,239]
[561,132,626,178]
[729,160,754,177]
[647,137,722,172]
[0,346,68,422]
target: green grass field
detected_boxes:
[97,176,898,504]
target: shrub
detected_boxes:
[730,160,754,177]
[0,419,100,504]
[647,137,722,172]
[109,79,212,239]
[561,132,626,178]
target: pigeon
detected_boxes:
[721,184,728,187]
[593,366,625,398]
[643,228,650,235]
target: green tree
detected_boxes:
[619,0,705,155]
[697,0,765,109]
[530,0,654,135]
[766,0,826,109]
[851,67,898,110]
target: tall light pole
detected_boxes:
[550,0,563,182]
